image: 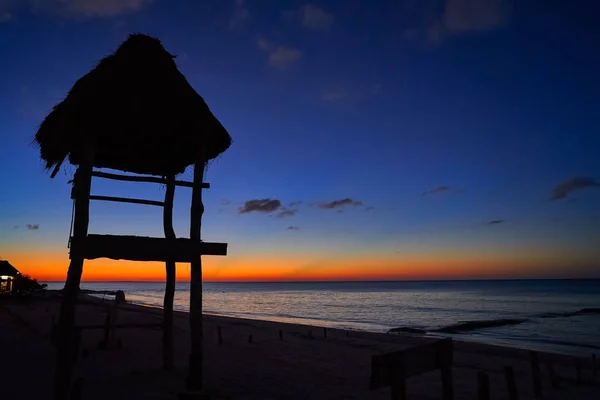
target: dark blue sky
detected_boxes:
[1,0,599,280]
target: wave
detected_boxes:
[536,307,600,319]
[388,306,600,335]
[432,318,529,334]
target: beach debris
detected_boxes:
[114,290,126,305]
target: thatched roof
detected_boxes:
[34,34,232,178]
[0,260,20,277]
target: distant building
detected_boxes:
[0,260,20,294]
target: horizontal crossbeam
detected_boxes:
[91,171,210,189]
[89,195,164,207]
[70,234,227,262]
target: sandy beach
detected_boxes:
[1,292,598,400]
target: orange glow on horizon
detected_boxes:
[3,247,596,282]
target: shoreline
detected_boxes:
[78,288,600,358]
[2,293,599,399]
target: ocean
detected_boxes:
[45,279,600,357]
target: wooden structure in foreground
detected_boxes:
[54,158,227,399]
[370,338,454,400]
[32,34,233,400]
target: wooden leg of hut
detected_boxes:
[54,160,93,400]
[187,156,206,391]
[163,175,176,371]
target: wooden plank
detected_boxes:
[504,366,519,400]
[92,170,209,188]
[89,195,164,207]
[370,338,453,390]
[70,234,227,262]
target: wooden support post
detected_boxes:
[54,151,93,400]
[323,327,327,338]
[477,371,490,400]
[547,362,560,389]
[504,366,518,400]
[186,154,206,392]
[439,343,454,400]
[592,354,597,380]
[100,311,111,349]
[217,326,223,345]
[575,357,582,384]
[248,334,253,344]
[162,175,176,371]
[529,351,542,399]
[279,329,283,341]
[70,377,84,400]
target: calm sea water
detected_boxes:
[45,279,600,356]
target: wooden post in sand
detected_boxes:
[477,371,490,400]
[53,148,93,400]
[529,351,542,399]
[503,366,518,400]
[162,175,176,371]
[187,154,206,391]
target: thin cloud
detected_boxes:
[550,176,600,201]
[487,220,505,225]
[302,4,334,31]
[13,225,19,229]
[288,201,302,207]
[422,186,453,196]
[228,0,251,29]
[322,86,351,101]
[219,199,231,206]
[286,226,299,230]
[257,37,302,69]
[365,206,375,211]
[318,198,364,209]
[24,0,153,18]
[402,0,513,44]
[276,209,296,218]
[239,199,281,214]
[443,0,512,33]
[26,224,40,230]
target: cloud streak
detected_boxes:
[550,176,600,201]
[1,0,154,19]
[26,224,40,230]
[422,185,453,196]
[239,199,281,214]
[276,209,296,218]
[318,198,364,209]
[228,0,251,29]
[286,226,299,230]
[301,4,334,31]
[257,37,302,69]
[487,220,505,225]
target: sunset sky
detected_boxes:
[0,0,599,282]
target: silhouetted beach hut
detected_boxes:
[34,33,231,399]
[0,260,20,294]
